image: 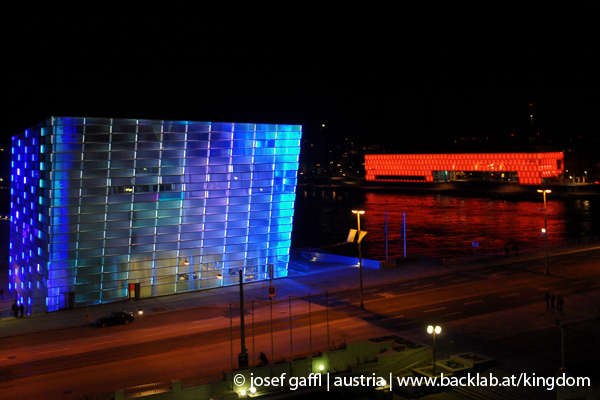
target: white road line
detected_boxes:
[37,349,65,354]
[88,340,121,345]
[187,324,214,329]
[364,289,380,293]
[442,312,462,317]
[414,284,435,289]
[144,331,172,336]
[401,282,420,286]
[463,300,483,305]
[143,327,170,332]
[424,307,446,313]
[83,335,114,341]
[500,293,521,298]
[452,278,472,282]
[382,315,405,320]
[396,320,419,326]
[340,323,365,329]
[29,344,60,349]
[571,280,588,285]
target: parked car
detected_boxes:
[96,311,135,328]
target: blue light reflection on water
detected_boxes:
[292,189,600,261]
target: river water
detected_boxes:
[291,188,600,261]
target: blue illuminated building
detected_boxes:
[10,117,301,312]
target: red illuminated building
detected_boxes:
[365,152,564,185]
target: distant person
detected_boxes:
[545,292,550,307]
[19,303,24,318]
[557,295,564,312]
[259,351,269,365]
[0,288,4,299]
[12,302,18,318]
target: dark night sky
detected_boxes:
[3,3,599,152]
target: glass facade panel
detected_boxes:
[10,117,301,311]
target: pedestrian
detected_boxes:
[551,294,555,308]
[0,288,4,299]
[12,302,18,318]
[19,303,24,318]
[545,292,550,308]
[259,351,269,365]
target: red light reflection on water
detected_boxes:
[358,193,566,260]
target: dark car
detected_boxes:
[96,311,135,328]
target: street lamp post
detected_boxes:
[427,325,441,375]
[538,189,551,275]
[218,270,248,368]
[352,210,365,310]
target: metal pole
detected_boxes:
[270,297,274,366]
[403,212,407,258]
[229,303,233,382]
[238,270,248,369]
[544,192,549,275]
[289,296,293,375]
[385,211,388,261]
[357,213,364,310]
[252,301,255,368]
[326,291,330,357]
[432,331,436,375]
[308,293,312,372]
[239,270,246,354]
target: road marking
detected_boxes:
[340,323,365,329]
[571,280,588,285]
[424,307,446,313]
[439,276,455,280]
[442,312,462,317]
[143,326,170,331]
[364,289,380,293]
[401,282,420,286]
[414,284,435,289]
[463,300,483,305]
[374,292,397,298]
[396,320,419,326]
[89,340,121,345]
[191,321,214,325]
[144,331,172,336]
[452,278,472,282]
[588,283,600,288]
[500,293,521,298]
[29,344,60,349]
[83,335,114,341]
[382,315,404,320]
[37,348,65,354]
[187,323,214,329]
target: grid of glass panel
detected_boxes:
[10,117,302,311]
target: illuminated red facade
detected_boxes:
[365,152,564,185]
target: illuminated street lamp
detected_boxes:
[427,325,441,375]
[537,189,551,275]
[352,210,365,310]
